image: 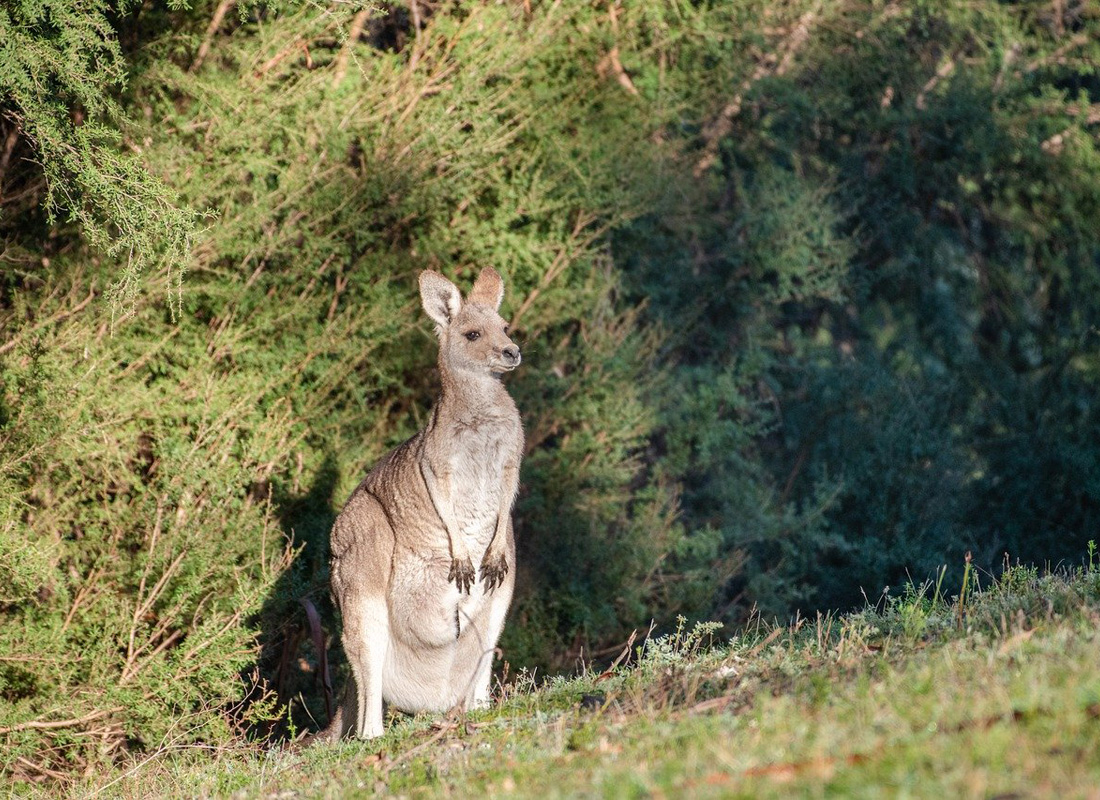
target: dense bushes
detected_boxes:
[0,0,704,777]
[2,0,1098,783]
[615,0,1100,615]
[0,266,297,775]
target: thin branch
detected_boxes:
[1068,103,1100,125]
[598,2,638,96]
[993,42,1021,93]
[915,54,956,110]
[694,4,820,177]
[1051,0,1065,37]
[0,707,122,735]
[190,0,236,73]
[119,326,182,376]
[596,628,639,680]
[510,211,605,328]
[0,284,97,357]
[332,7,371,87]
[407,0,424,74]
[0,121,20,194]
[327,261,349,322]
[1041,103,1100,155]
[254,17,342,79]
[1025,32,1089,72]
[15,756,70,782]
[61,566,103,633]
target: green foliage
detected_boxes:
[127,0,712,671]
[636,617,723,670]
[615,0,1100,615]
[0,0,199,308]
[0,267,299,777]
[863,552,1100,649]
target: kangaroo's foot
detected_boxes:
[479,551,509,592]
[448,556,476,594]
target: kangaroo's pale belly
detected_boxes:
[381,545,504,712]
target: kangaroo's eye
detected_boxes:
[503,325,511,335]
[464,331,481,341]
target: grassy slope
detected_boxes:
[60,565,1100,799]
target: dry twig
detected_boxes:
[191,0,236,73]
[0,707,122,736]
[915,54,956,110]
[1025,32,1089,72]
[510,211,605,327]
[332,7,372,87]
[0,284,97,357]
[598,2,638,96]
[694,4,820,176]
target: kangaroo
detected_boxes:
[319,267,523,740]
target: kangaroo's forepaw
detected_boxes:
[449,556,476,594]
[479,552,509,592]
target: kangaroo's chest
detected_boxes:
[446,421,514,534]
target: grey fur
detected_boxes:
[319,267,523,740]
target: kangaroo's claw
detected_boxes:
[449,557,476,594]
[479,552,509,593]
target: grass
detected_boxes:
[26,559,1100,799]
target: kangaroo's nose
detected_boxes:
[502,345,520,364]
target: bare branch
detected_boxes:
[0,284,97,357]
[190,0,236,73]
[332,7,372,87]
[1025,32,1090,72]
[915,54,956,110]
[694,4,820,177]
[599,2,637,96]
[0,707,121,735]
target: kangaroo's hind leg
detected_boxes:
[342,594,389,738]
[328,490,395,739]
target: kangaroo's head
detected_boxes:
[419,267,521,378]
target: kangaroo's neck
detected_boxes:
[433,364,515,425]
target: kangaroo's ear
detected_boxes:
[468,266,505,310]
[419,271,462,328]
